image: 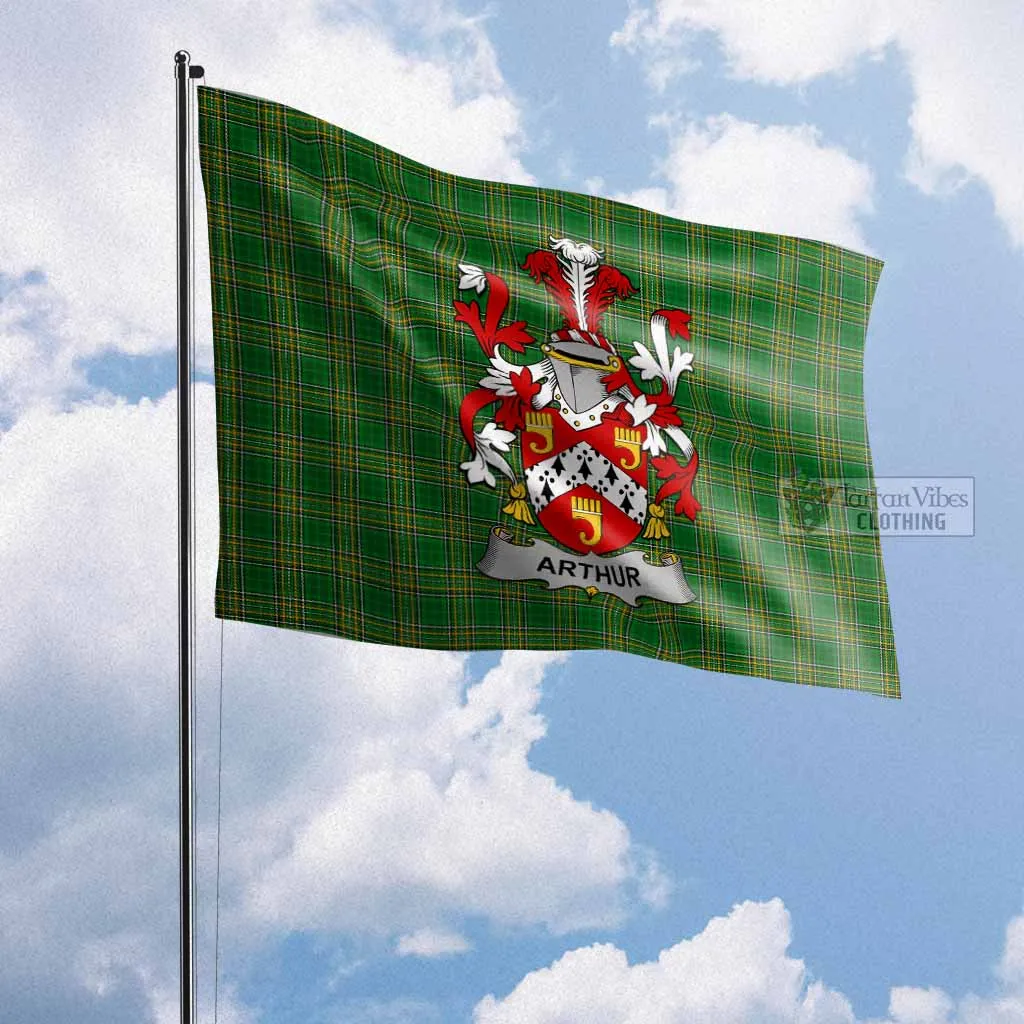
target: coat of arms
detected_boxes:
[454,237,700,605]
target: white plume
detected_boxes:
[628,313,694,395]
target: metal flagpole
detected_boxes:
[175,48,203,1024]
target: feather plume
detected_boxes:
[584,265,636,332]
[522,249,579,327]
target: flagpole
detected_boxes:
[175,48,202,1024]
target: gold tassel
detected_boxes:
[503,481,535,525]
[642,501,670,540]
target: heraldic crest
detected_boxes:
[454,237,700,606]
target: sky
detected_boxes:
[1,1,1023,1022]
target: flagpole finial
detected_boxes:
[175,50,204,78]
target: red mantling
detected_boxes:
[653,450,701,521]
[496,367,541,432]
[654,307,692,341]
[459,387,500,448]
[454,271,534,357]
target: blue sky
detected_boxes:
[1,1,1023,1022]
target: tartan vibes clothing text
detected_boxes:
[198,86,899,696]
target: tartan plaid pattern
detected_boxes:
[198,86,899,697]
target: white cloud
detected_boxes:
[879,958,1024,1024]
[396,927,472,957]
[0,385,663,1021]
[616,115,875,252]
[884,986,956,1023]
[0,270,90,424]
[998,916,1024,989]
[0,0,531,410]
[612,0,1024,247]
[474,899,1024,1024]
[474,898,856,1023]
[242,645,652,937]
[612,0,894,88]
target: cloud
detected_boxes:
[0,0,531,411]
[474,898,1024,1024]
[884,986,956,1023]
[0,386,663,1021]
[241,645,653,938]
[474,898,856,1023]
[0,270,91,424]
[612,0,1024,247]
[615,115,876,252]
[396,928,472,958]
[0,391,236,1023]
[612,0,894,88]
[998,916,1024,989]
[881,912,1024,1024]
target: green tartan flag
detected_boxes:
[198,85,899,697]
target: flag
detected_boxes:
[198,86,899,697]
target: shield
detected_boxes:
[521,410,648,555]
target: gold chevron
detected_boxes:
[614,426,643,471]
[571,496,603,547]
[524,410,554,454]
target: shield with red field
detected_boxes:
[520,410,648,555]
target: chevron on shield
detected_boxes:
[522,408,648,555]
